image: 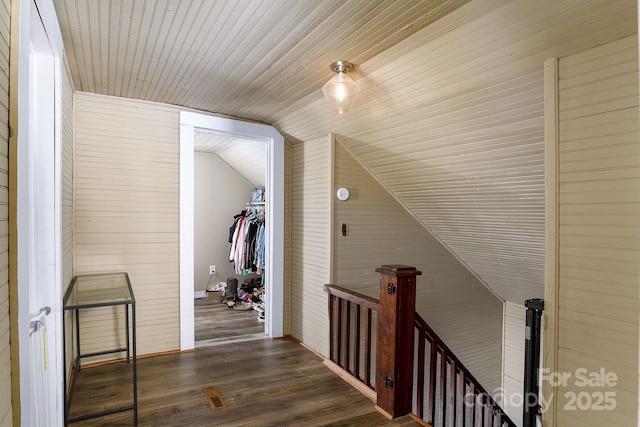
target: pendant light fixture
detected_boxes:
[322,60,359,114]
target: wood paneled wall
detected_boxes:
[284,141,292,335]
[290,137,331,355]
[74,92,181,357]
[61,57,76,408]
[275,0,637,305]
[546,35,639,426]
[62,60,74,289]
[0,0,10,423]
[333,140,503,393]
[502,301,526,423]
[73,92,293,356]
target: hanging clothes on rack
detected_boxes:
[225,194,267,323]
[228,204,265,275]
[255,222,265,274]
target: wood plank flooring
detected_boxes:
[67,337,420,426]
[195,296,264,341]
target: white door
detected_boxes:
[16,0,63,425]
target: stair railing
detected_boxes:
[414,313,516,426]
[325,284,379,393]
[325,264,516,427]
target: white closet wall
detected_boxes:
[193,152,256,292]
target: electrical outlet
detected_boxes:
[209,265,216,275]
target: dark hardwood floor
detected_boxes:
[195,296,264,342]
[67,337,420,426]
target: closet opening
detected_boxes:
[179,112,284,351]
[193,136,267,345]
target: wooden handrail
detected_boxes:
[325,284,378,392]
[414,313,516,426]
[415,313,501,411]
[324,284,379,311]
[325,273,516,427]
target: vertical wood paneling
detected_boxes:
[290,136,330,355]
[555,35,639,426]
[74,92,181,357]
[0,0,10,423]
[502,301,526,423]
[333,141,503,393]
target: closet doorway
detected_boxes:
[193,135,266,344]
[179,112,284,351]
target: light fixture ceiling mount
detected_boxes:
[329,60,353,74]
[323,60,359,114]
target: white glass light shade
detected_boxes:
[322,72,359,114]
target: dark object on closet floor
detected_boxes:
[240,277,263,294]
[225,277,238,300]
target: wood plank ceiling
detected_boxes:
[54,0,470,123]
[273,0,638,302]
[54,0,638,303]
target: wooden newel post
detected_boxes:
[375,264,422,419]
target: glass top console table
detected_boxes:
[63,272,137,426]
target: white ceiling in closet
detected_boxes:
[195,132,266,188]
